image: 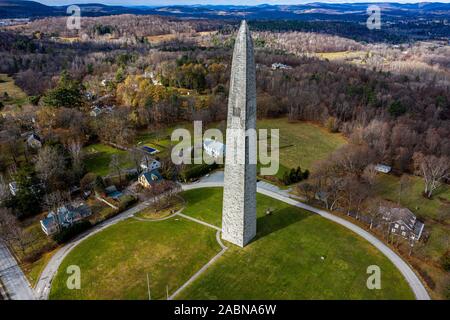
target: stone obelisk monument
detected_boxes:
[221,20,257,247]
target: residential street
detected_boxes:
[0,241,35,300]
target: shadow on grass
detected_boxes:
[253,207,312,242]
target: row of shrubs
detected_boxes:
[281,167,310,186]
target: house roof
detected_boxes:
[140,169,162,184]
[379,205,424,238]
[380,206,416,228]
[41,203,91,230]
[27,133,41,143]
[375,164,391,172]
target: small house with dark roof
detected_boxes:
[138,169,162,189]
[27,133,42,149]
[40,203,92,236]
[379,205,425,242]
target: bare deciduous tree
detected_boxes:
[413,153,450,198]
[0,208,31,257]
[109,154,123,184]
[67,139,84,176]
[35,146,66,189]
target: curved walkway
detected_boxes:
[183,181,431,300]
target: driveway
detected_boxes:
[0,242,35,300]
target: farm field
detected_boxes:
[0,73,28,106]
[313,51,369,64]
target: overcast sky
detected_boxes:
[33,0,450,6]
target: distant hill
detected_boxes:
[1,0,450,20]
[0,0,148,18]
[0,0,61,18]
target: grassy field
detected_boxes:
[313,51,368,64]
[0,73,28,106]
[257,118,347,172]
[178,188,414,300]
[49,217,221,300]
[136,118,346,178]
[50,187,414,299]
[375,174,450,221]
[83,143,133,177]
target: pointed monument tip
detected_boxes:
[239,20,248,33]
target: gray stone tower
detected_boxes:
[221,20,257,247]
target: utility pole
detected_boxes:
[146,273,151,300]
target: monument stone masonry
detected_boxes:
[221,20,257,247]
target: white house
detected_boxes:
[271,63,292,70]
[203,138,225,158]
[375,164,392,174]
[9,181,18,196]
[140,157,161,171]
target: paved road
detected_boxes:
[0,242,35,300]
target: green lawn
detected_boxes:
[135,118,346,180]
[0,73,28,106]
[177,188,414,300]
[83,143,133,177]
[375,174,450,265]
[374,174,450,221]
[50,186,414,300]
[49,217,221,300]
